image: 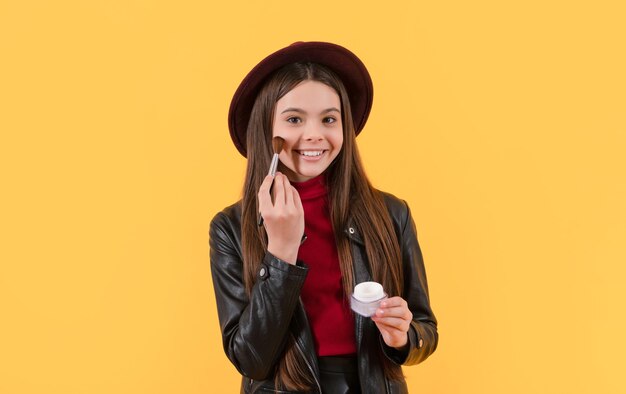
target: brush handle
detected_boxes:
[258,153,280,226]
[268,153,279,176]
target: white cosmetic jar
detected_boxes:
[350,281,388,317]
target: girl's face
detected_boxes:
[272,80,343,182]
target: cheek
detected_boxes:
[272,127,295,151]
[331,133,344,150]
[271,122,288,138]
[278,139,298,161]
[280,137,298,152]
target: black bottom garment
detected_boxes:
[317,355,361,394]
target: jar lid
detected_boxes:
[353,281,385,302]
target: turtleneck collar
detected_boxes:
[291,173,328,201]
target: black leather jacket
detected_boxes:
[209,191,438,393]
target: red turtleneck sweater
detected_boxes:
[292,174,357,356]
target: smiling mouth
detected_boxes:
[296,150,327,157]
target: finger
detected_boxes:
[284,176,295,207]
[376,306,412,319]
[373,319,389,334]
[292,186,303,213]
[258,174,275,195]
[380,297,408,309]
[258,174,275,213]
[371,316,410,331]
[373,320,406,347]
[273,173,286,207]
[374,321,392,341]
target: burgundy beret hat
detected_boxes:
[228,41,374,157]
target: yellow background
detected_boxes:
[1,1,625,393]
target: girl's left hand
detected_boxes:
[371,296,413,349]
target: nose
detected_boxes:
[302,122,324,142]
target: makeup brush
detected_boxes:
[268,136,284,178]
[258,137,285,226]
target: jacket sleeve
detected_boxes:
[209,210,309,380]
[381,200,439,365]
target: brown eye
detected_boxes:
[323,117,337,124]
[287,117,302,124]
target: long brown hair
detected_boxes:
[241,62,404,390]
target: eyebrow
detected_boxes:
[280,107,341,114]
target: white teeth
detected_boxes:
[300,150,323,157]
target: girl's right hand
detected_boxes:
[258,172,304,265]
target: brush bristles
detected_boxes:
[272,136,285,154]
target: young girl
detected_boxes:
[210,41,438,393]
